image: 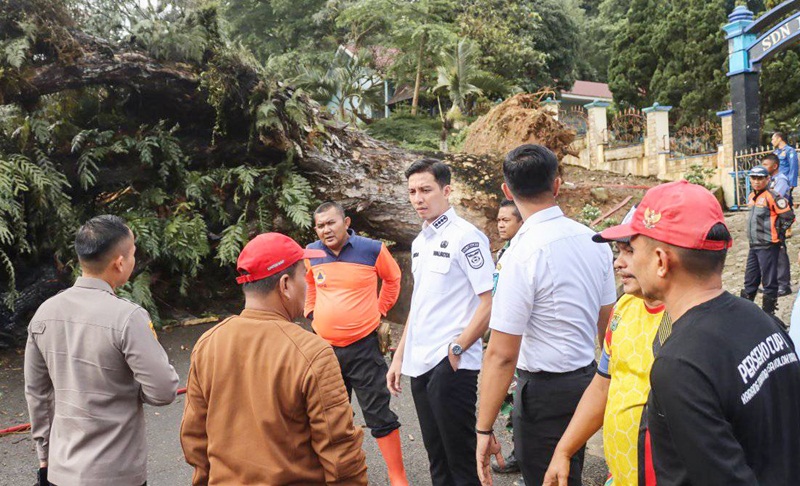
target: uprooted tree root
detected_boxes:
[463,93,577,162]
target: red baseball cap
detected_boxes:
[593,180,732,251]
[236,233,325,284]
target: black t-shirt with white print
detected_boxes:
[647,291,800,486]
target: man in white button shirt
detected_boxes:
[387,158,494,486]
[475,145,616,486]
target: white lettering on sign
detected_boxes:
[755,15,800,59]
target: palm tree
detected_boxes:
[294,49,384,125]
[433,38,513,151]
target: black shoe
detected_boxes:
[492,451,520,474]
[763,295,779,315]
[779,287,793,297]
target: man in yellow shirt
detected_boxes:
[543,208,671,486]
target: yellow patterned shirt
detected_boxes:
[597,294,671,486]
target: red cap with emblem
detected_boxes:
[236,233,326,284]
[593,180,733,251]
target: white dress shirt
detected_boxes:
[402,207,495,377]
[490,206,616,373]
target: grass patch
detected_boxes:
[367,113,442,152]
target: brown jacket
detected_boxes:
[180,309,367,485]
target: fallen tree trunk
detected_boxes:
[5,29,505,248]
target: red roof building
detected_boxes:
[560,80,613,104]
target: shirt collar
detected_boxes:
[516,206,564,237]
[320,229,355,257]
[73,276,115,294]
[239,308,292,322]
[423,207,456,235]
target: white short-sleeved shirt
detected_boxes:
[402,207,495,377]
[490,206,616,373]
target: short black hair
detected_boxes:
[774,131,787,143]
[242,261,302,295]
[763,154,780,166]
[503,144,559,200]
[314,201,346,221]
[404,158,451,188]
[498,199,521,220]
[672,223,732,277]
[75,215,132,265]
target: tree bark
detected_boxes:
[410,32,427,116]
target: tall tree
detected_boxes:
[458,0,580,92]
[391,0,458,115]
[433,38,512,150]
[608,0,765,125]
[581,0,631,82]
[222,0,338,73]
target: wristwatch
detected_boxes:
[450,342,463,356]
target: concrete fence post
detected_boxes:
[643,103,672,177]
[584,100,610,169]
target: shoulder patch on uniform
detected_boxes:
[777,198,788,209]
[609,313,621,331]
[461,242,484,269]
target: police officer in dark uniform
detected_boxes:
[741,166,795,315]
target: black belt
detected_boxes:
[517,361,596,380]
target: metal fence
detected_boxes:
[559,106,588,136]
[606,108,646,148]
[671,121,722,158]
[731,145,795,210]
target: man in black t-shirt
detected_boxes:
[594,180,800,486]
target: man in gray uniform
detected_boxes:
[25,215,179,486]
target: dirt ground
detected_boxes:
[558,164,657,223]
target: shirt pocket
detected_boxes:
[426,256,452,293]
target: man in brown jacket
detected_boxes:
[180,232,368,485]
[25,215,179,486]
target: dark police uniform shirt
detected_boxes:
[647,292,800,486]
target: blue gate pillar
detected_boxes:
[723,6,760,152]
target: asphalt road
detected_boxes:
[0,322,608,485]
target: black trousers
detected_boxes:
[745,244,781,298]
[332,332,400,438]
[513,363,596,486]
[778,242,792,291]
[411,357,480,486]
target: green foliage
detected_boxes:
[577,204,602,226]
[0,20,35,69]
[72,0,219,63]
[278,172,316,229]
[294,50,385,124]
[117,273,160,324]
[222,0,344,79]
[458,0,544,90]
[367,113,443,151]
[607,0,770,126]
[684,164,717,189]
[761,47,800,138]
[434,39,487,111]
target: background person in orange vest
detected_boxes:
[741,165,794,315]
[305,201,408,486]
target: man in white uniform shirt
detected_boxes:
[387,158,494,486]
[475,145,616,486]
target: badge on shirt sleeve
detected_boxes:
[777,198,788,209]
[461,242,485,269]
[148,321,158,341]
